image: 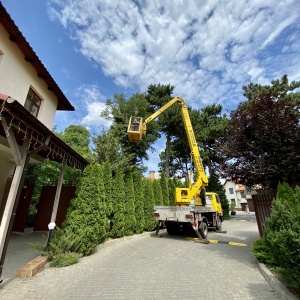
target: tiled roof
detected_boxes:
[0,2,74,111]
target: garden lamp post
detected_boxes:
[45,222,56,252]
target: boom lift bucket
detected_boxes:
[127,116,143,143]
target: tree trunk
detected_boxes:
[164,134,171,178]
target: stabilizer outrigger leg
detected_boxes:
[194,229,210,244]
[150,220,163,238]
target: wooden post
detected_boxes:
[0,116,29,282]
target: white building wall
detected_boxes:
[224,181,238,207]
[0,24,58,129]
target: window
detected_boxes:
[240,191,245,198]
[24,88,42,117]
[229,187,234,194]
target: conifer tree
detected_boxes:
[160,172,170,205]
[123,172,136,236]
[143,179,157,231]
[63,164,107,256]
[207,173,229,219]
[110,167,125,238]
[102,161,113,234]
[153,179,163,206]
[168,178,176,206]
[132,169,145,233]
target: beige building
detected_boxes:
[0,3,76,202]
[0,3,88,281]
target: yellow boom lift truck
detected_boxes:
[127,97,223,241]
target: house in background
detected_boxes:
[144,171,161,180]
[224,180,257,211]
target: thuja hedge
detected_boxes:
[62,162,226,258]
[63,164,107,256]
[252,183,300,289]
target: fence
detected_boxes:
[252,190,276,237]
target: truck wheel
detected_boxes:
[216,217,222,231]
[199,221,208,239]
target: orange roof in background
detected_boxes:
[235,185,245,192]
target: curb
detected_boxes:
[255,258,298,300]
[94,230,154,252]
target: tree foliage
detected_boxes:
[146,84,177,177]
[152,180,163,206]
[219,75,300,190]
[132,169,145,233]
[143,179,156,231]
[99,93,160,173]
[194,104,228,177]
[63,164,107,256]
[110,167,125,238]
[160,172,170,205]
[207,173,229,219]
[123,172,136,236]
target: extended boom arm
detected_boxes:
[127,96,208,204]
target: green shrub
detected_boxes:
[50,252,82,267]
[252,183,300,289]
[28,227,83,267]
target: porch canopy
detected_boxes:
[0,94,89,169]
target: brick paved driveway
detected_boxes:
[0,212,280,299]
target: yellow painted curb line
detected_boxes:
[186,237,247,246]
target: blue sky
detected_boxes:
[2,0,300,173]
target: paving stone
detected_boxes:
[0,212,282,299]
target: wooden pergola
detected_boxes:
[0,94,89,283]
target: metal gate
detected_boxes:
[252,191,276,237]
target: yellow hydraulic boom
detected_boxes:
[127,97,208,206]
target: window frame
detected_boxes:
[24,87,42,117]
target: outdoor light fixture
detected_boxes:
[45,222,56,252]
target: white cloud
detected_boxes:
[81,101,111,128]
[73,84,111,131]
[48,0,300,112]
[48,0,300,171]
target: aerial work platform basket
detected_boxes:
[127,116,143,143]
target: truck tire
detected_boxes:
[199,221,208,239]
[216,217,222,231]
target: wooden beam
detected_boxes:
[0,153,29,277]
[1,116,22,165]
[29,134,51,155]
